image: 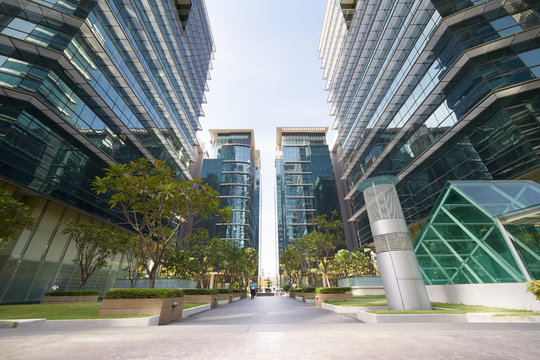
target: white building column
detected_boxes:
[358,176,431,310]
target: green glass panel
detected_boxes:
[472,246,524,282]
[505,223,540,279]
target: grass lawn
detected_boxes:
[326,300,388,307]
[324,301,539,316]
[0,301,208,320]
[183,302,206,310]
[353,295,386,300]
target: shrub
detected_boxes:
[104,288,183,299]
[232,288,244,293]
[315,287,352,294]
[283,285,291,291]
[302,287,316,293]
[290,289,303,292]
[218,289,233,294]
[182,289,219,295]
[44,291,99,296]
[527,280,540,301]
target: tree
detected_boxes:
[93,158,231,288]
[162,229,227,288]
[223,245,258,290]
[294,211,344,287]
[279,246,303,288]
[333,247,378,279]
[122,236,145,288]
[0,189,35,244]
[63,222,131,290]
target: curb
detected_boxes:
[0,317,160,328]
[182,304,211,318]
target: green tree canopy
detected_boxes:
[63,222,132,290]
[279,246,303,289]
[223,245,258,290]
[93,158,231,288]
[332,247,378,278]
[0,189,35,243]
[293,211,344,287]
[164,228,227,288]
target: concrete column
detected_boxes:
[358,176,431,310]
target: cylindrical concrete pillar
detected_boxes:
[358,176,431,310]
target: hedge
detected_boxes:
[218,289,233,294]
[315,287,352,294]
[302,287,316,293]
[289,289,303,292]
[182,289,219,295]
[283,285,291,291]
[232,289,245,293]
[104,288,184,299]
[44,291,99,296]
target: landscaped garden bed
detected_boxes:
[217,289,233,304]
[40,291,99,304]
[182,289,219,308]
[314,287,353,307]
[99,288,184,325]
[321,300,540,323]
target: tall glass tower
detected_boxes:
[0,0,214,303]
[200,130,261,251]
[319,0,540,245]
[275,127,340,256]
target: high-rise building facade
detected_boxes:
[275,127,340,255]
[0,0,214,303]
[319,0,540,245]
[200,130,261,251]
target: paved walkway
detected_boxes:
[1,296,539,360]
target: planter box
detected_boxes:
[99,297,184,325]
[289,292,296,300]
[303,292,315,303]
[233,293,244,300]
[217,294,232,304]
[41,295,98,304]
[315,293,353,307]
[184,294,218,308]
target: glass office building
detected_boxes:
[319,0,540,246]
[275,127,340,256]
[0,0,214,303]
[200,130,261,251]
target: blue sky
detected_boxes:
[201,0,334,277]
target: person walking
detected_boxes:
[249,281,257,299]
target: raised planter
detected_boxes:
[182,304,211,318]
[233,292,245,300]
[217,293,232,304]
[183,294,218,308]
[302,292,315,303]
[99,297,184,325]
[315,293,353,307]
[41,295,98,304]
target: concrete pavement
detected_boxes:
[1,296,539,359]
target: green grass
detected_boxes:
[492,312,540,317]
[0,303,149,320]
[323,301,539,315]
[370,303,537,315]
[326,300,388,307]
[183,302,206,310]
[0,301,207,320]
[353,295,386,300]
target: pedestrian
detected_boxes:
[250,281,257,299]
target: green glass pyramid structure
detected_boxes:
[414,181,540,285]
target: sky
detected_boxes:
[200,0,334,278]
